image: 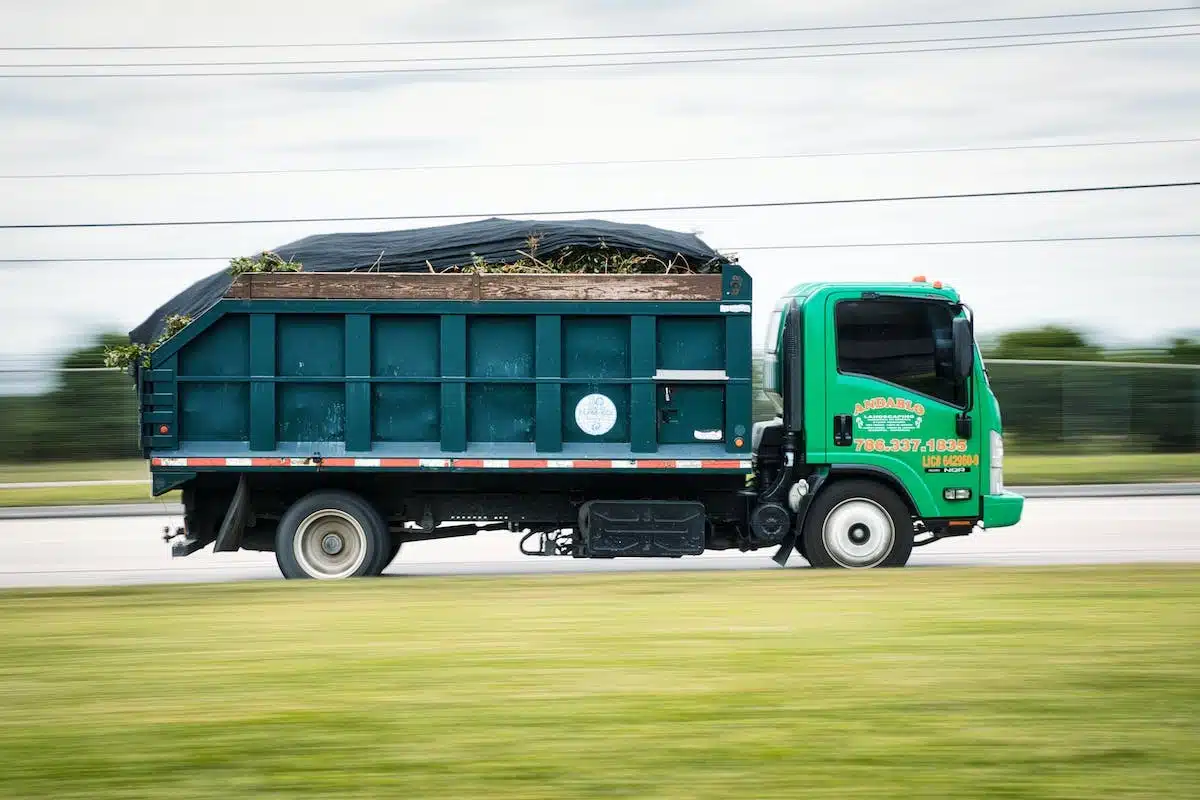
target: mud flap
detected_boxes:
[213,474,250,553]
[773,474,824,567]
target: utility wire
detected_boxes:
[2,182,1195,231]
[2,31,1194,78]
[2,233,1197,266]
[732,233,1200,250]
[1,6,1191,51]
[3,136,1197,181]
[5,23,1192,68]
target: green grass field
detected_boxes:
[1,452,1196,508]
[1004,452,1200,485]
[0,459,148,484]
[0,567,1195,798]
[0,484,178,508]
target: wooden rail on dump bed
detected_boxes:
[223,272,724,302]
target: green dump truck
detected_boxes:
[138,259,1022,578]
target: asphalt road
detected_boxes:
[0,495,1196,589]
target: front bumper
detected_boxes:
[982,491,1024,528]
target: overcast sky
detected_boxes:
[1,0,1198,370]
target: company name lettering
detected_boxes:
[854,397,926,416]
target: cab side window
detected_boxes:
[835,299,961,406]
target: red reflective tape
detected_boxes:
[149,456,749,471]
[250,458,290,467]
[187,458,226,467]
[380,458,422,468]
[454,459,486,468]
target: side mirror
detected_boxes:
[952,316,974,379]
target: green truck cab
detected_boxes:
[759,278,1022,567]
[142,264,1021,578]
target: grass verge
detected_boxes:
[1003,452,1200,485]
[0,459,147,484]
[0,453,1196,508]
[0,566,1196,798]
[0,485,177,508]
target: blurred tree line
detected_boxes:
[979,326,1200,453]
[0,334,140,462]
[0,327,1196,463]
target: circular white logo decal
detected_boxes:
[574,393,617,436]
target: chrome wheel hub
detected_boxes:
[294,510,368,579]
[822,498,895,568]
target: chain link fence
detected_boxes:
[0,368,141,462]
[0,360,1197,463]
[749,359,1199,454]
[984,360,1200,454]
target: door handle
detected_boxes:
[833,415,853,446]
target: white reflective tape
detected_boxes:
[720,304,752,314]
[654,369,728,381]
[152,455,754,471]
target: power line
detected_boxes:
[6,23,1192,69]
[2,31,1194,79]
[2,233,1196,266]
[732,233,1200,250]
[4,136,1197,181]
[0,257,226,264]
[2,182,1196,231]
[1,6,1191,51]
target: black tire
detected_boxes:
[275,490,391,580]
[381,540,402,573]
[795,536,809,564]
[801,480,914,569]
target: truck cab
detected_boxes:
[756,279,1023,567]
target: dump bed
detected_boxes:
[140,266,753,484]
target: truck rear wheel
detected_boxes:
[275,491,390,580]
[802,480,914,569]
[381,540,402,573]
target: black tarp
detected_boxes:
[130,218,729,344]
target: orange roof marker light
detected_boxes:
[933,280,944,289]
[912,275,927,283]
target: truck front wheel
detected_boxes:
[802,480,914,569]
[275,491,391,580]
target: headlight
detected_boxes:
[989,430,1004,494]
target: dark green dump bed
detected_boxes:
[141,266,753,478]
